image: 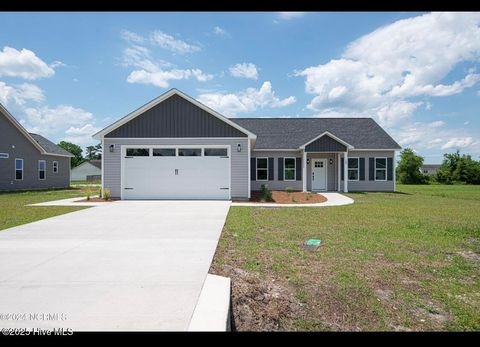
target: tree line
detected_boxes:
[397,148,480,185]
[57,141,102,168]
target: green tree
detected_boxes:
[57,141,84,168]
[85,143,102,160]
[436,150,480,184]
[396,148,428,184]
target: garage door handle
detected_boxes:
[124,188,133,190]
[125,156,133,158]
[220,188,229,190]
[175,169,178,175]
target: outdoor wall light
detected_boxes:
[109,144,115,152]
[307,158,310,165]
[237,143,242,152]
[329,158,333,165]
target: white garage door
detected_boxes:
[122,146,230,200]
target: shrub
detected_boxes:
[260,184,273,202]
[103,188,111,201]
[98,188,102,198]
[396,148,429,184]
[285,187,294,194]
[86,194,91,201]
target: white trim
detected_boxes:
[101,137,104,198]
[374,157,387,181]
[253,149,300,152]
[337,153,341,192]
[350,149,399,152]
[393,152,397,192]
[0,153,9,159]
[38,160,46,180]
[302,151,307,192]
[256,157,269,181]
[247,140,251,199]
[311,158,328,191]
[300,131,354,150]
[103,137,249,140]
[283,157,296,181]
[343,152,348,192]
[93,89,257,140]
[347,157,359,182]
[53,160,58,174]
[15,158,23,181]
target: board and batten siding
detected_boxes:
[103,138,249,199]
[250,150,303,191]
[341,150,395,191]
[306,153,339,191]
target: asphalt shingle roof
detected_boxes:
[88,160,102,169]
[29,133,73,157]
[231,118,401,150]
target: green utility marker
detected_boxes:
[303,239,322,251]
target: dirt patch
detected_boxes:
[211,265,305,331]
[75,197,114,203]
[241,191,327,204]
[456,251,480,263]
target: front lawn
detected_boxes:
[210,184,480,331]
[0,187,98,231]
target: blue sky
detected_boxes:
[0,12,479,163]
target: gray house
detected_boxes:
[93,89,401,200]
[421,164,441,176]
[0,104,72,191]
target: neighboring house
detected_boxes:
[93,89,401,200]
[421,164,441,176]
[71,160,102,181]
[0,104,72,191]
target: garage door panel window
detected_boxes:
[153,148,176,156]
[204,148,228,157]
[375,158,387,181]
[348,157,359,181]
[178,148,201,156]
[256,158,268,181]
[284,158,296,181]
[126,148,149,156]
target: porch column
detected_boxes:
[302,150,307,192]
[337,152,341,192]
[343,151,348,193]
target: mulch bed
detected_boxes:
[75,197,114,202]
[246,191,327,204]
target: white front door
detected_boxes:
[311,159,327,191]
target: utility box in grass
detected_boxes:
[303,239,322,251]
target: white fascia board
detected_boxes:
[299,131,354,150]
[93,89,257,140]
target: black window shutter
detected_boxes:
[296,157,302,181]
[387,157,393,181]
[251,158,256,181]
[369,158,375,181]
[359,158,365,181]
[268,158,274,181]
[278,157,284,181]
[341,157,344,180]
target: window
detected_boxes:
[256,158,268,181]
[53,161,58,173]
[375,158,387,181]
[178,148,201,156]
[284,158,296,181]
[204,148,228,157]
[0,153,9,159]
[348,158,359,181]
[38,160,46,180]
[126,148,149,156]
[153,148,176,156]
[423,169,428,174]
[315,161,324,168]
[15,159,23,180]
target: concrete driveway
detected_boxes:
[0,200,230,331]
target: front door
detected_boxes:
[311,159,327,191]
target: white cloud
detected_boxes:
[429,120,445,128]
[150,31,201,54]
[229,63,258,80]
[0,46,55,80]
[127,68,213,88]
[64,123,101,146]
[296,12,480,127]
[464,121,470,125]
[198,81,296,116]
[0,81,45,107]
[277,12,305,21]
[120,30,145,43]
[442,137,474,150]
[213,26,228,36]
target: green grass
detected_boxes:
[70,180,101,185]
[0,187,98,231]
[211,184,480,331]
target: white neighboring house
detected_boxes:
[71,160,102,181]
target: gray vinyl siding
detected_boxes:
[71,162,102,181]
[305,135,347,152]
[306,153,339,191]
[0,113,70,191]
[103,138,249,199]
[105,94,247,138]
[251,151,303,191]
[341,150,395,191]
